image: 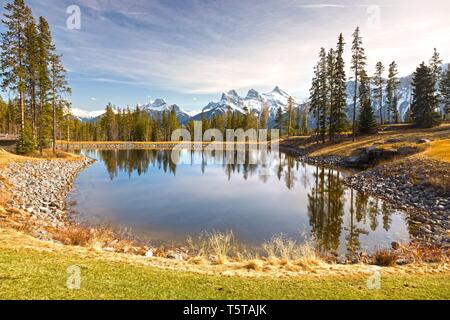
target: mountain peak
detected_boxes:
[227,89,240,97]
[246,89,261,100]
[151,98,167,107]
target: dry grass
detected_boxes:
[262,235,321,268]
[421,139,450,163]
[372,249,398,267]
[297,123,450,157]
[187,231,239,265]
[396,243,447,264]
[0,148,79,168]
[27,149,79,160]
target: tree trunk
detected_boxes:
[352,71,358,142]
[379,86,383,125]
[52,94,56,155]
[20,91,25,152]
[39,100,43,155]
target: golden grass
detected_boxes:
[0,148,80,168]
[305,124,450,157]
[0,226,449,279]
[420,139,450,163]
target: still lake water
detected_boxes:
[69,149,411,255]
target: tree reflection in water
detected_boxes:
[79,149,397,255]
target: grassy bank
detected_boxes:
[0,228,449,300]
[281,123,450,158]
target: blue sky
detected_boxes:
[1,0,449,112]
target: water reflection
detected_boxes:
[72,149,410,255]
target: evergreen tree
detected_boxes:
[49,52,71,153]
[429,48,443,117]
[372,61,385,124]
[411,62,441,128]
[326,48,335,140]
[284,96,295,136]
[386,61,400,124]
[20,119,35,154]
[24,16,39,137]
[317,48,328,143]
[350,27,367,141]
[36,16,52,152]
[309,63,321,142]
[100,104,117,140]
[357,70,378,134]
[274,107,283,133]
[1,0,33,153]
[259,102,269,130]
[329,33,347,140]
[440,68,450,120]
[429,48,443,87]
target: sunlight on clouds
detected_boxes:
[25,0,450,105]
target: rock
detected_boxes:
[417,138,431,144]
[396,259,411,266]
[391,241,401,250]
[385,138,402,144]
[167,252,184,261]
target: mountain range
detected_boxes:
[72,64,449,126]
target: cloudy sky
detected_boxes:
[1,0,449,112]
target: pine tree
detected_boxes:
[1,0,33,153]
[274,107,283,133]
[329,33,347,140]
[429,48,443,117]
[259,102,269,130]
[411,62,441,128]
[326,48,335,140]
[36,16,53,152]
[440,68,450,120]
[372,62,385,125]
[49,52,71,153]
[386,61,400,124]
[429,48,443,87]
[284,96,295,136]
[20,118,35,154]
[357,70,378,134]
[350,27,367,141]
[24,16,39,137]
[100,103,117,140]
[309,63,321,142]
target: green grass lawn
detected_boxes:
[1,247,449,300]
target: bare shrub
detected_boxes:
[372,249,398,267]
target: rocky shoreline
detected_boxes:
[280,145,449,250]
[0,157,95,229]
[345,159,449,250]
[0,146,448,263]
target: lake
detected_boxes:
[68,149,411,255]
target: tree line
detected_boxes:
[309,27,450,144]
[0,0,70,154]
[62,100,310,143]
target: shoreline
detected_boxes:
[0,146,448,274]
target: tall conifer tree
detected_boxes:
[350,27,367,141]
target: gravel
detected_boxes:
[0,157,95,228]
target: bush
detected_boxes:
[373,249,398,267]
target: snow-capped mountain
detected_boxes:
[71,108,106,122]
[192,86,301,122]
[141,99,191,124]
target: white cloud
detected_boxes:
[40,0,450,101]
